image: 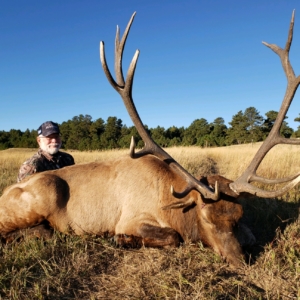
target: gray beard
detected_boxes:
[40,142,62,155]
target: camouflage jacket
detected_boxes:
[17,149,75,182]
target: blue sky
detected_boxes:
[1,0,300,132]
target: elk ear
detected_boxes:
[161,198,196,210]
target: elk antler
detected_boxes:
[100,12,219,201]
[230,10,300,198]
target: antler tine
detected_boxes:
[250,172,300,184]
[100,12,220,201]
[248,175,300,199]
[114,12,136,87]
[171,181,219,199]
[230,10,300,198]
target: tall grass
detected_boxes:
[0,145,299,299]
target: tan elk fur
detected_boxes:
[0,154,244,266]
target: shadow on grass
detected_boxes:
[211,270,266,299]
[238,194,300,263]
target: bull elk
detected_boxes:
[0,11,300,267]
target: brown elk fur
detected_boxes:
[0,154,245,266]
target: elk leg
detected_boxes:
[112,223,183,248]
[139,224,183,247]
[0,174,69,237]
[111,234,143,248]
[2,221,53,243]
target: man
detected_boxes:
[17,121,75,182]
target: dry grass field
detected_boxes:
[0,144,299,299]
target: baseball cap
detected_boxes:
[37,121,60,137]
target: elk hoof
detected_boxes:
[111,233,143,248]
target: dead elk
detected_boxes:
[1,11,300,267]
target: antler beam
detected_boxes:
[100,12,220,201]
[230,10,300,198]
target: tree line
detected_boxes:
[1,107,300,151]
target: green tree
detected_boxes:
[8,129,23,148]
[59,120,73,149]
[293,113,300,137]
[166,126,184,146]
[226,107,264,145]
[62,115,93,150]
[20,129,37,148]
[209,117,227,146]
[89,118,105,150]
[182,118,211,146]
[244,107,264,142]
[264,110,293,138]
[263,110,278,132]
[226,111,248,145]
[280,121,294,138]
[295,114,300,123]
[100,117,123,149]
[150,126,169,147]
[0,131,11,150]
[118,125,143,149]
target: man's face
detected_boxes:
[37,133,62,155]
